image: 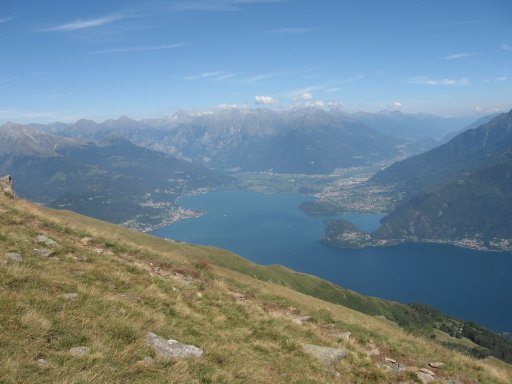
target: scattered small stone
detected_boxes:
[429,362,444,369]
[171,287,178,292]
[69,346,90,356]
[137,356,154,366]
[420,367,435,376]
[196,292,203,298]
[118,293,143,303]
[232,292,245,300]
[36,358,49,366]
[303,343,347,366]
[335,331,351,343]
[80,237,92,246]
[5,252,22,262]
[61,293,79,300]
[33,248,54,258]
[146,332,203,359]
[92,248,104,254]
[385,357,397,364]
[416,371,435,384]
[36,235,58,248]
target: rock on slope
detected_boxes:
[0,191,511,383]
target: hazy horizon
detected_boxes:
[1,0,511,123]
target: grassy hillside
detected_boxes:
[1,193,511,383]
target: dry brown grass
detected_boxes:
[1,195,511,383]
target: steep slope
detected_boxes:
[374,157,512,247]
[324,110,512,250]
[0,123,229,229]
[370,110,512,192]
[353,111,473,141]
[1,192,511,383]
[441,113,500,143]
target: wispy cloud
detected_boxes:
[0,17,13,25]
[184,71,235,81]
[445,52,480,60]
[170,0,286,12]
[267,27,311,34]
[239,73,275,84]
[325,87,341,93]
[93,43,189,54]
[495,76,509,82]
[41,12,129,32]
[407,76,469,86]
[501,44,512,52]
[254,95,278,105]
[281,84,328,99]
[343,73,365,83]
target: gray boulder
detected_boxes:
[303,343,346,365]
[5,252,22,262]
[69,346,90,356]
[146,332,203,359]
[36,235,59,248]
[33,248,54,258]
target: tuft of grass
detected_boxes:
[0,194,510,383]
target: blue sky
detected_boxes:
[0,0,511,123]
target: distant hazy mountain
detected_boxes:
[374,157,512,244]
[352,110,474,141]
[360,109,512,249]
[0,123,229,227]
[37,108,404,174]
[370,110,512,192]
[441,113,500,143]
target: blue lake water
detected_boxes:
[151,190,512,332]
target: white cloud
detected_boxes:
[501,44,512,52]
[41,13,128,32]
[184,71,232,81]
[407,76,469,86]
[93,43,188,54]
[217,103,249,109]
[240,73,275,84]
[326,101,343,107]
[445,52,479,60]
[343,73,365,83]
[393,101,402,108]
[254,95,278,105]
[496,76,509,82]
[296,92,313,100]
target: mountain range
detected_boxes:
[324,109,512,250]
[0,122,230,229]
[28,108,479,175]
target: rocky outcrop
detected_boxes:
[5,252,22,262]
[69,346,90,356]
[36,235,59,248]
[0,175,15,198]
[302,343,346,365]
[146,332,203,359]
